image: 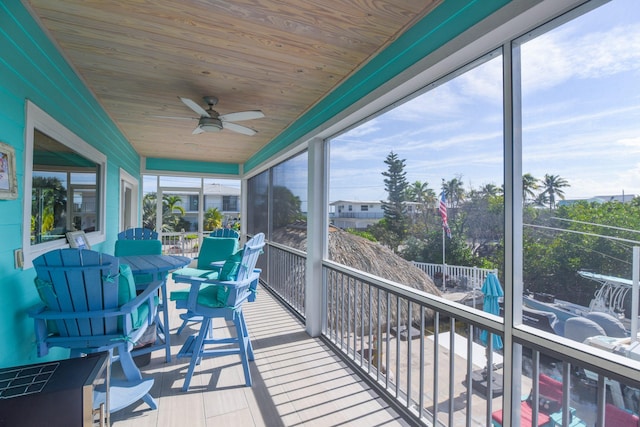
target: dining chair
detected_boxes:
[171,233,240,334]
[117,227,158,240]
[29,248,158,412]
[170,233,265,391]
[115,228,173,362]
[208,228,240,239]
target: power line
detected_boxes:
[524,223,640,245]
[551,217,640,235]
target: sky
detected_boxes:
[329,0,640,202]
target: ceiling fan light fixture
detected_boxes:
[198,116,223,132]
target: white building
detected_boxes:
[330,200,384,230]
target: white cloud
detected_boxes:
[521,23,640,92]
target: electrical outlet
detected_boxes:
[14,249,23,269]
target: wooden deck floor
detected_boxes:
[111,279,409,427]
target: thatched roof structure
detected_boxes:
[271,224,441,332]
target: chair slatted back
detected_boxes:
[209,228,240,239]
[236,233,265,282]
[118,227,158,240]
[33,249,120,338]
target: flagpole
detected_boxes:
[442,227,446,289]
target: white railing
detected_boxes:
[159,230,216,257]
[412,262,497,290]
[259,243,640,426]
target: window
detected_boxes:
[189,195,198,211]
[247,151,307,246]
[223,195,238,211]
[247,170,269,236]
[518,0,640,333]
[328,50,504,282]
[23,101,106,268]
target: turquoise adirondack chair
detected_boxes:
[29,248,158,412]
[171,233,265,391]
[115,228,172,362]
[172,231,240,334]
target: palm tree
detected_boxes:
[203,207,223,231]
[142,193,157,230]
[406,181,436,205]
[540,174,570,210]
[522,173,539,206]
[405,180,436,232]
[142,193,187,232]
[163,195,185,215]
[480,183,500,198]
[442,176,465,208]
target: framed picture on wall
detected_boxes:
[0,142,18,200]
[66,231,91,250]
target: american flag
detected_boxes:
[439,191,451,238]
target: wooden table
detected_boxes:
[119,254,191,363]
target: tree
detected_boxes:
[405,180,436,234]
[31,176,67,243]
[442,175,465,208]
[272,185,303,229]
[540,174,570,210]
[142,193,158,230]
[164,195,185,215]
[479,183,501,198]
[522,173,539,206]
[203,207,223,231]
[380,152,409,250]
[522,200,640,307]
[141,192,187,232]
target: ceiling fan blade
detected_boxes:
[219,110,264,122]
[151,115,197,120]
[192,125,205,135]
[223,122,257,136]
[179,97,210,117]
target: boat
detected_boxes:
[524,270,634,332]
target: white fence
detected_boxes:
[411,262,497,290]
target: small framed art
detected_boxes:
[66,231,91,250]
[0,142,18,200]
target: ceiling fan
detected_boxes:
[166,96,264,136]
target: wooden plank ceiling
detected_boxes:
[25,0,439,166]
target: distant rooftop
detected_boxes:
[558,194,637,206]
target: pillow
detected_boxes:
[171,285,229,308]
[220,249,244,281]
[526,374,563,416]
[197,285,230,308]
[196,237,239,269]
[526,393,561,415]
[118,264,141,328]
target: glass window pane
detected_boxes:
[520,0,640,336]
[329,53,504,298]
[271,152,308,248]
[31,130,100,244]
[247,171,269,236]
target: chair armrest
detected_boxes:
[120,281,160,312]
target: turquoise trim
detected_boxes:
[244,0,510,172]
[145,157,240,176]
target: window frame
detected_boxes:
[22,101,106,268]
